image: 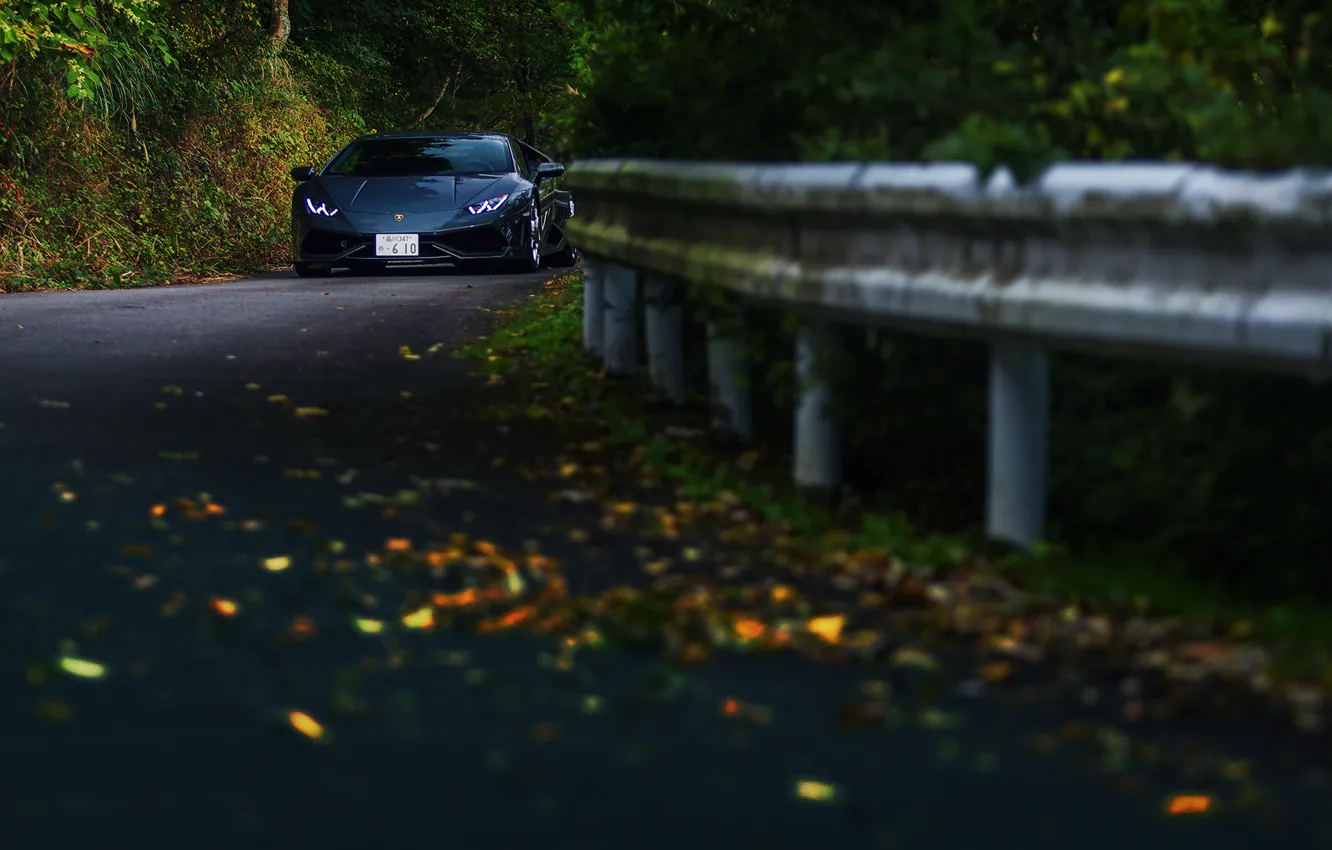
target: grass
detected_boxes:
[460,270,1332,687]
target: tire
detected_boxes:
[510,201,542,273]
[294,262,325,278]
[543,239,579,268]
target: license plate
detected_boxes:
[375,234,419,257]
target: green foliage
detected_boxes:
[558,0,1332,168]
[0,1,173,100]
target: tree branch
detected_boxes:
[403,62,469,130]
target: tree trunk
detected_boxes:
[404,63,468,130]
[514,62,537,145]
[269,0,291,51]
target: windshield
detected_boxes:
[326,137,512,178]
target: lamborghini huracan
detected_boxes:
[288,131,579,277]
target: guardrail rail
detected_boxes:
[562,158,1332,548]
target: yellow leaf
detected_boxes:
[807,615,845,643]
[266,395,288,403]
[262,555,291,572]
[288,710,325,740]
[402,607,435,629]
[890,646,939,671]
[794,779,838,802]
[505,568,526,595]
[643,558,671,576]
[294,407,329,418]
[58,656,107,679]
[353,617,384,634]
[1103,67,1124,86]
[919,707,959,728]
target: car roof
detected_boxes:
[349,131,512,143]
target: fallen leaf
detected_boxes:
[353,617,385,634]
[58,656,107,679]
[1166,794,1212,815]
[890,646,940,671]
[794,779,838,802]
[402,607,435,630]
[288,710,325,740]
[807,615,845,643]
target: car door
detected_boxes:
[515,139,567,243]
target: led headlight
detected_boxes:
[466,194,509,215]
[305,197,338,217]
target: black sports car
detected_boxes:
[288,131,578,276]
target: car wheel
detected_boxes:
[511,201,542,273]
[543,240,580,268]
[294,262,325,278]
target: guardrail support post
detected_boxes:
[794,319,841,491]
[582,257,605,358]
[602,263,639,376]
[643,275,687,404]
[986,341,1050,548]
[706,308,752,440]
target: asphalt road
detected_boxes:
[0,268,1329,850]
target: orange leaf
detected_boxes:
[978,661,1014,683]
[1166,794,1212,815]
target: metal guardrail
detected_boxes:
[562,158,1332,548]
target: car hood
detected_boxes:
[318,174,510,214]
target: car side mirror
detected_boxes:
[536,162,565,180]
[290,166,317,182]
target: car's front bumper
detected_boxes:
[292,206,527,267]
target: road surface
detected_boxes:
[1,268,1329,849]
